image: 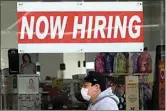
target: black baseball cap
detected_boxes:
[84,71,106,91]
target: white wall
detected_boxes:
[63,53,86,79]
[39,53,63,80]
[1,1,165,79]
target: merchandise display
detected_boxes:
[41,78,87,110]
[1,47,158,110]
[6,75,41,110]
[7,75,39,94]
[106,74,153,110]
[96,49,154,110]
[95,52,129,74]
[8,94,41,110]
[1,48,164,110]
[94,47,152,75]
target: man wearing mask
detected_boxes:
[81,71,119,110]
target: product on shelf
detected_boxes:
[139,76,153,110]
[114,53,127,73]
[95,53,104,73]
[94,52,129,74]
[131,53,140,73]
[125,76,139,110]
[137,47,152,73]
[118,93,126,110]
[52,79,63,90]
[103,53,114,73]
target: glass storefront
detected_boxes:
[0,0,165,110]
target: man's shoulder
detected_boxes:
[99,96,117,104]
[96,97,119,110]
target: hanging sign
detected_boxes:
[17,2,144,53]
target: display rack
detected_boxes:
[7,74,41,110]
[94,51,155,110]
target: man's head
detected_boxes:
[81,71,106,102]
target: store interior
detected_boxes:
[0,0,165,110]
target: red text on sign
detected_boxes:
[18,12,144,43]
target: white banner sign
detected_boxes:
[17,2,144,53]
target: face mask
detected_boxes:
[81,88,91,101]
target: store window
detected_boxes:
[0,0,165,110]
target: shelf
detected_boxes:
[104,73,153,77]
[103,73,130,77]
[42,80,52,83]
[133,73,152,76]
[40,91,49,94]
[111,73,129,76]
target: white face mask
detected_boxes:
[81,88,91,101]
